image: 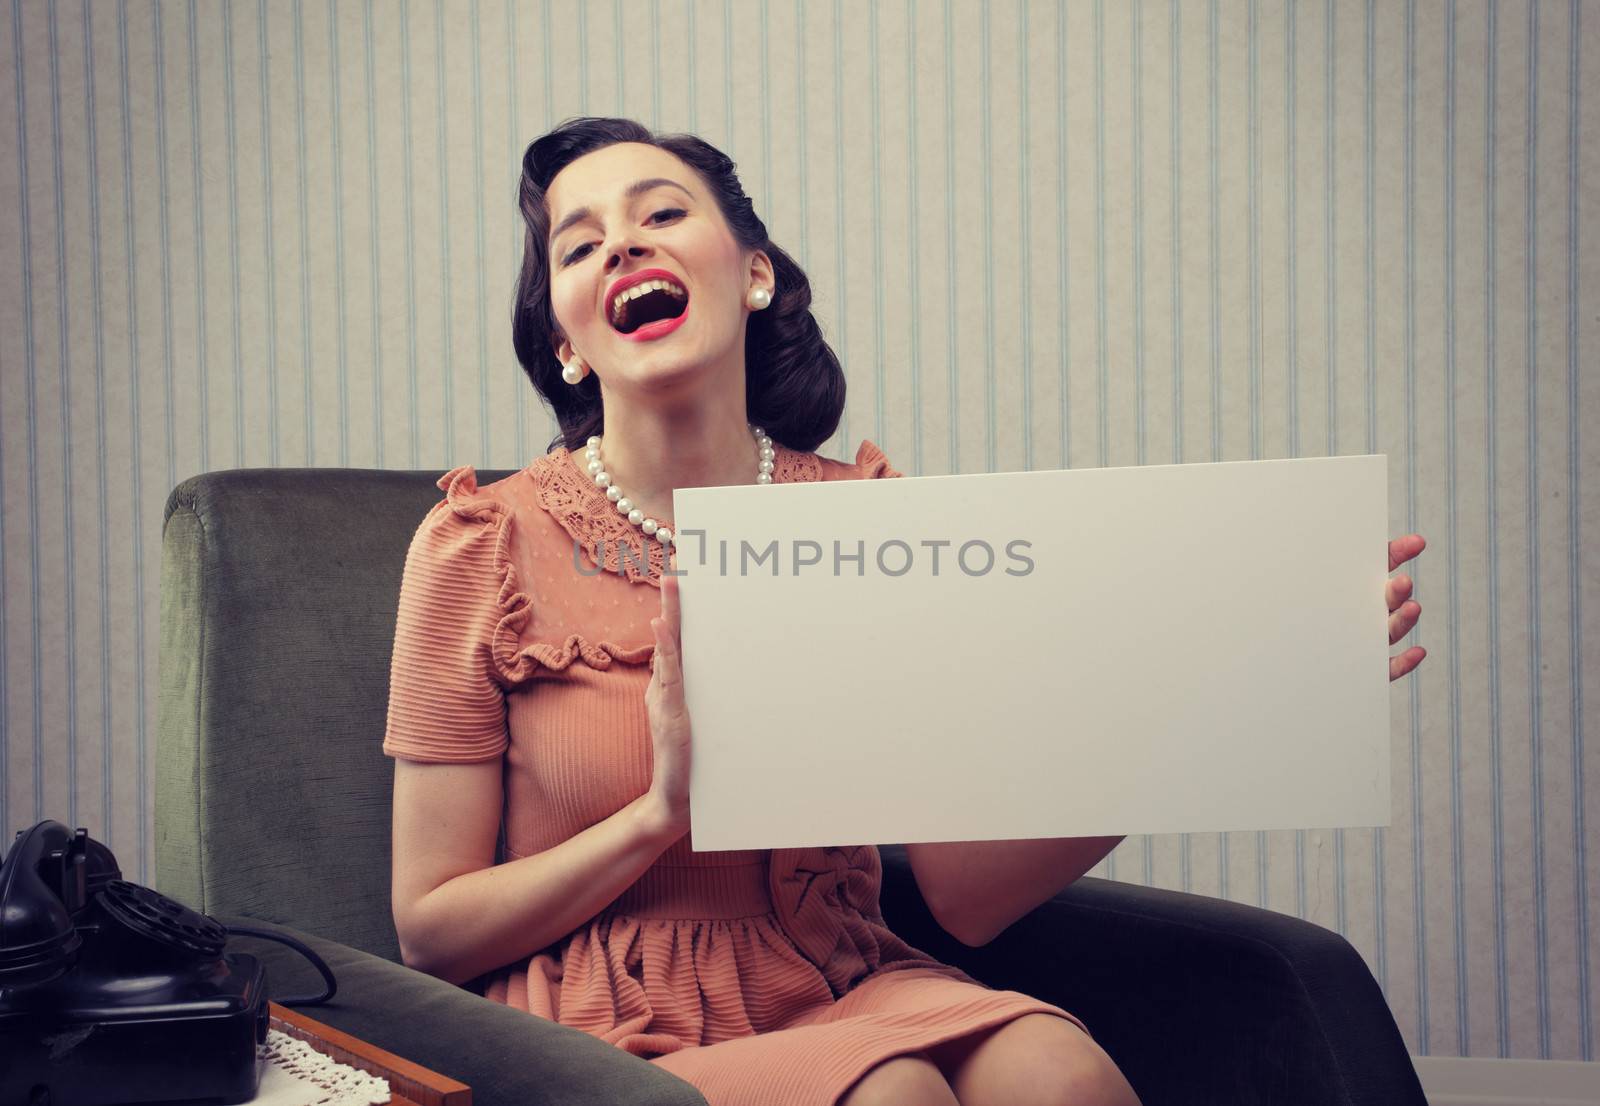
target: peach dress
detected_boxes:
[381,438,1091,1105]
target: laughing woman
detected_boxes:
[380,116,1427,1106]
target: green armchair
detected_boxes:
[154,466,1427,1106]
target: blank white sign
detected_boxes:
[671,455,1391,852]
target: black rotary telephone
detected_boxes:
[0,820,338,1105]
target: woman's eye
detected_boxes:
[562,210,685,266]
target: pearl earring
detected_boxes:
[562,359,583,385]
[747,287,772,310]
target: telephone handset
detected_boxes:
[0,819,337,1106]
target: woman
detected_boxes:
[382,116,1428,1106]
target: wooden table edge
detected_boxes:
[267,1000,472,1106]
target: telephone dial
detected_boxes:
[0,820,338,1105]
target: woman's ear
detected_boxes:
[748,250,775,295]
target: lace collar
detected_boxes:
[529,440,823,587]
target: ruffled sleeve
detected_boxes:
[853,439,904,479]
[381,466,511,763]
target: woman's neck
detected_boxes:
[592,404,760,529]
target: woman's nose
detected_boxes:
[605,241,649,270]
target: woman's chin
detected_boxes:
[616,352,705,390]
[613,340,733,382]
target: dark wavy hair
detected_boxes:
[511,117,846,454]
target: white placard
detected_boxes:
[672,455,1391,851]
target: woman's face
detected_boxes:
[545,142,768,391]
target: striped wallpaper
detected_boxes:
[0,0,1595,1064]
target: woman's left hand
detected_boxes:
[1388,534,1428,682]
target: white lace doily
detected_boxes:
[252,1027,392,1106]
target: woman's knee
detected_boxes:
[838,1051,960,1106]
[936,1013,1142,1106]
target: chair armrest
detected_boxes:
[876,846,1425,1106]
[219,915,707,1106]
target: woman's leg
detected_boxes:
[923,1014,1142,1106]
[838,1051,961,1106]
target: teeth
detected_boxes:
[610,278,687,323]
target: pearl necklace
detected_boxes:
[584,424,775,549]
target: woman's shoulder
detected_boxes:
[815,438,904,482]
[418,441,901,527]
[398,465,533,582]
[412,462,542,536]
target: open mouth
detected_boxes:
[609,281,690,334]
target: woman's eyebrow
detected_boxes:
[550,178,694,245]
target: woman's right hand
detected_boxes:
[645,565,692,839]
